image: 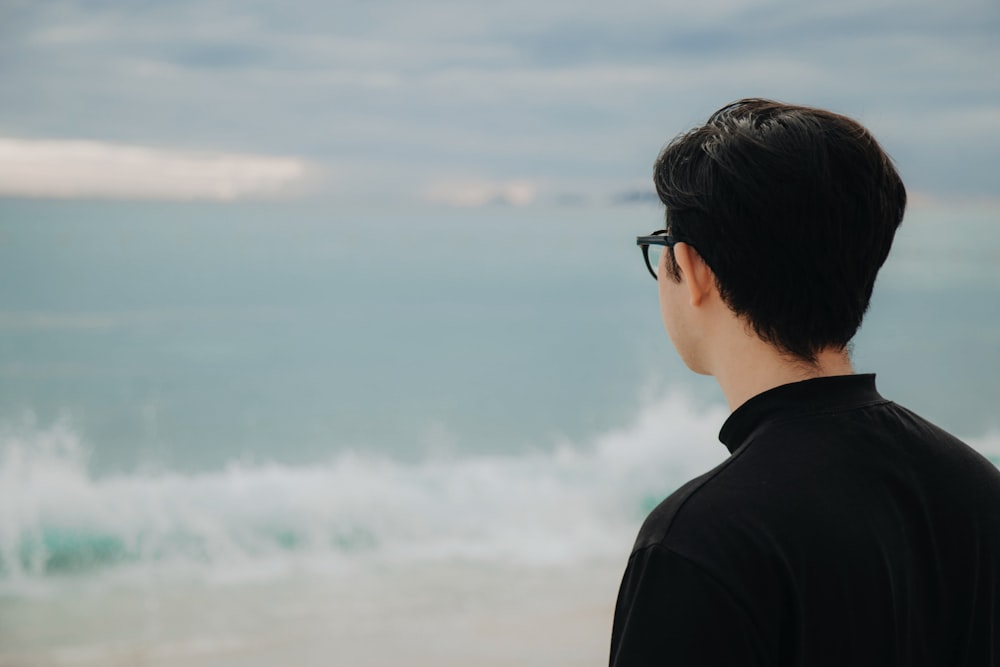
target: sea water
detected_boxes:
[1,199,998,665]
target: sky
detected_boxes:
[0,0,998,205]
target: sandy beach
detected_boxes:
[0,558,623,667]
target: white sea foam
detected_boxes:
[3,398,998,666]
[4,393,996,593]
[0,391,729,590]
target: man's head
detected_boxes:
[653,99,907,364]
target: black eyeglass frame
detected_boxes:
[636,230,679,280]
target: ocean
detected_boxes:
[1,198,998,665]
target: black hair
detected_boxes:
[653,98,907,363]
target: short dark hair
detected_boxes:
[654,98,907,363]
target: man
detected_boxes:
[613,99,1000,666]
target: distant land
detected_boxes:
[611,189,659,205]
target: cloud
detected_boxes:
[2,0,998,202]
[0,138,311,201]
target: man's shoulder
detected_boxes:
[632,396,1000,559]
[631,454,746,553]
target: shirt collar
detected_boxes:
[718,374,885,453]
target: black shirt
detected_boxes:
[610,374,1000,666]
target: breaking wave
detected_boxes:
[0,391,730,589]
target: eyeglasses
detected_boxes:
[636,230,679,280]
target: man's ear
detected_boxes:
[673,243,716,307]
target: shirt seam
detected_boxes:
[642,440,757,543]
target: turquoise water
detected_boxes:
[1,198,998,662]
[3,198,997,473]
[3,200,679,473]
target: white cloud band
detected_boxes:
[0,138,309,201]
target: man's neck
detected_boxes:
[712,338,855,413]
